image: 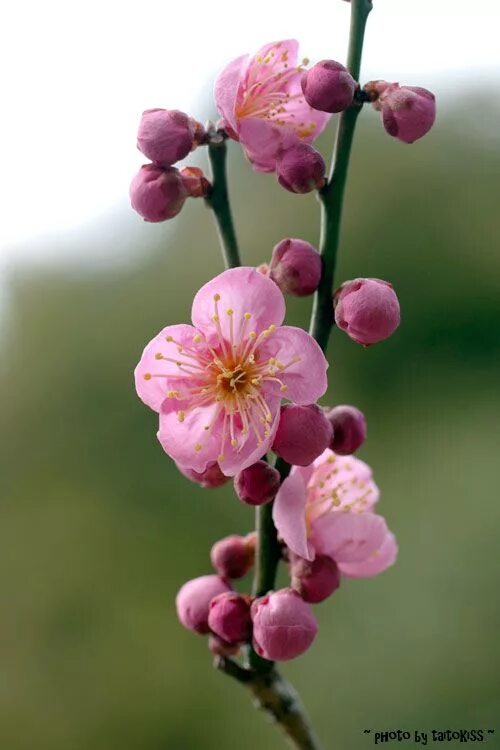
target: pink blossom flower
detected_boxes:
[135,267,328,476]
[273,449,397,578]
[214,40,331,172]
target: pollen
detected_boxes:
[143,373,152,380]
[194,443,202,452]
[177,411,185,423]
[213,294,221,302]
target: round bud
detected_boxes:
[210,535,255,579]
[130,164,188,222]
[269,238,322,297]
[301,60,356,113]
[208,634,240,657]
[365,81,436,144]
[234,461,281,506]
[272,404,333,466]
[251,588,318,661]
[276,143,326,194]
[137,109,203,167]
[290,554,340,604]
[334,278,401,345]
[176,461,230,489]
[175,575,231,634]
[325,404,367,455]
[208,592,252,644]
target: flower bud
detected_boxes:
[334,278,400,345]
[269,239,322,297]
[290,554,340,604]
[210,534,255,579]
[251,588,318,661]
[208,634,240,657]
[272,404,332,466]
[176,575,231,634]
[130,164,188,222]
[137,109,203,167]
[276,143,326,194]
[179,166,211,198]
[301,60,356,113]
[365,81,436,144]
[176,461,230,489]
[208,592,252,644]
[234,460,281,506]
[325,404,367,455]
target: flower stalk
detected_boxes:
[206,136,241,269]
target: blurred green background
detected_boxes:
[1,98,500,749]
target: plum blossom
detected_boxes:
[214,40,331,172]
[135,267,328,476]
[273,449,397,577]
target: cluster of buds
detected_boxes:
[130,109,210,222]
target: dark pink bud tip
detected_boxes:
[326,404,367,455]
[290,554,340,604]
[176,575,231,635]
[276,143,326,194]
[130,164,188,222]
[234,460,281,506]
[208,592,252,644]
[272,404,333,466]
[251,588,318,661]
[334,278,400,345]
[210,535,255,579]
[301,60,356,114]
[269,238,322,297]
[176,461,230,488]
[137,109,202,167]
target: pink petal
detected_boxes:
[134,324,199,412]
[311,512,388,564]
[250,39,299,76]
[157,401,221,473]
[273,470,314,561]
[219,392,281,477]
[238,117,298,172]
[214,54,249,133]
[191,267,285,341]
[259,326,328,404]
[339,531,398,578]
[308,453,380,512]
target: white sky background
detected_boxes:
[0,0,499,267]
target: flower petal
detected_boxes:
[157,401,221,473]
[259,326,328,405]
[311,511,388,564]
[191,267,285,341]
[339,531,398,578]
[238,117,299,172]
[134,324,200,412]
[308,452,380,512]
[214,54,249,133]
[273,469,314,561]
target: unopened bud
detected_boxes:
[290,553,340,603]
[130,164,188,222]
[176,461,230,489]
[334,278,400,345]
[276,143,326,194]
[176,575,231,634]
[251,588,318,661]
[210,534,255,579]
[365,81,436,144]
[325,404,367,455]
[234,460,281,506]
[272,404,332,466]
[269,238,322,297]
[301,60,356,113]
[137,109,203,167]
[208,592,252,644]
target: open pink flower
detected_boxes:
[135,267,328,477]
[214,40,331,172]
[273,449,397,577]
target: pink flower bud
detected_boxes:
[325,404,367,455]
[176,461,230,489]
[272,404,333,466]
[269,239,322,297]
[130,164,188,222]
[176,575,231,634]
[366,81,436,144]
[301,60,356,114]
[251,588,318,661]
[208,634,240,657]
[208,592,252,644]
[179,166,211,198]
[137,109,203,167]
[334,278,400,345]
[290,554,340,604]
[276,143,326,194]
[234,460,281,506]
[210,535,255,579]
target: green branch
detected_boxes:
[206,139,241,269]
[309,0,372,352]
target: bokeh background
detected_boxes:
[1,2,500,748]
